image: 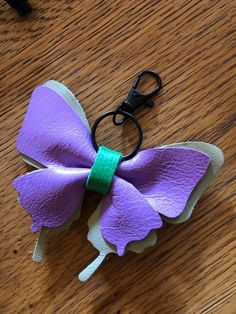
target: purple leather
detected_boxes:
[13,167,89,232]
[16,86,96,168]
[100,176,162,256]
[14,85,211,255]
[117,148,210,218]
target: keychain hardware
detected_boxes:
[91,110,143,161]
[112,70,162,126]
[91,70,162,160]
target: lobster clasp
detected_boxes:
[118,70,162,114]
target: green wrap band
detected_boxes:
[86,146,123,195]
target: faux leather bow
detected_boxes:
[13,81,224,279]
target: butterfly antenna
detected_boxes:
[78,253,107,282]
[32,228,46,263]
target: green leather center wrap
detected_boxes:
[86,146,123,195]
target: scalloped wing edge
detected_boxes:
[78,202,157,281]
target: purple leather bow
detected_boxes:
[14,86,211,256]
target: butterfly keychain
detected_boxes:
[13,70,224,281]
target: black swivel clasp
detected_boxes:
[120,70,161,112]
[113,70,162,125]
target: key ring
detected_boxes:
[91,110,143,161]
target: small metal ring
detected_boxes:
[91,110,143,161]
[112,104,126,126]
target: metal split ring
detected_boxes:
[91,110,143,161]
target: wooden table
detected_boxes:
[1,1,235,313]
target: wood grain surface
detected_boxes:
[0,0,235,313]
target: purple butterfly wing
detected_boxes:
[117,147,210,218]
[17,86,96,168]
[100,176,162,256]
[13,167,89,231]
